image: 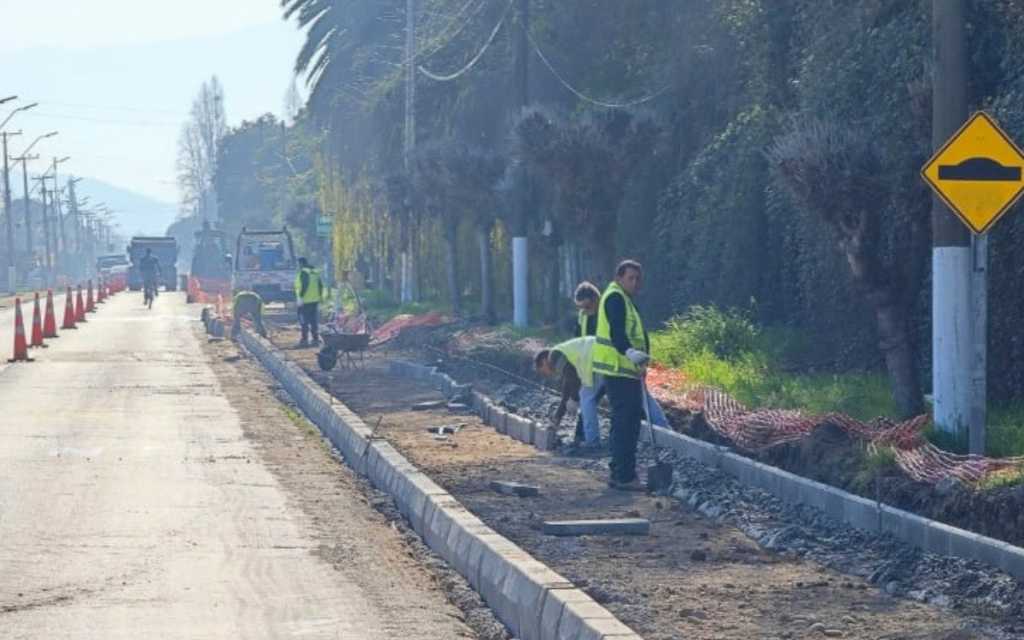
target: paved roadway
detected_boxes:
[0,291,470,639]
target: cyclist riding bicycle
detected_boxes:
[138,248,162,299]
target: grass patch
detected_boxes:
[987,404,1024,459]
[650,305,896,420]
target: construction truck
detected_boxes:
[190,220,232,281]
[126,236,179,291]
[231,226,298,303]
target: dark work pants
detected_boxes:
[604,375,643,483]
[298,302,319,342]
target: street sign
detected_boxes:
[922,111,1024,234]
[315,215,333,237]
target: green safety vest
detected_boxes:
[294,268,324,304]
[553,336,597,387]
[593,282,646,379]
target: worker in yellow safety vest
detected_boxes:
[568,281,604,446]
[294,257,326,347]
[232,288,267,339]
[593,259,650,491]
[573,281,601,337]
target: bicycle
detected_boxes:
[143,278,156,309]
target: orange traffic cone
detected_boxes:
[62,286,77,330]
[43,289,58,338]
[29,292,45,348]
[85,279,96,313]
[75,284,87,323]
[8,298,33,362]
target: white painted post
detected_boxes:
[513,236,528,327]
[933,247,972,440]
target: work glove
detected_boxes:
[625,348,650,367]
[566,399,580,415]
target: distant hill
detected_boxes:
[76,179,180,237]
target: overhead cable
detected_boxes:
[528,32,671,108]
[418,0,513,82]
[413,0,489,64]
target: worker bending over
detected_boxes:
[232,288,268,339]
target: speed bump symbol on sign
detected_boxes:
[922,111,1024,234]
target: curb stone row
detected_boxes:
[230,328,644,640]
[385,359,1024,583]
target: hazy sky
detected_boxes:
[0,0,306,209]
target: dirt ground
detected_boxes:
[200,331,511,640]
[260,317,1020,640]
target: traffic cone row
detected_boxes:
[8,280,125,364]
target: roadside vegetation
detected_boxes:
[649,305,1024,459]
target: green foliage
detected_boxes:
[853,443,898,492]
[921,405,1024,459]
[975,465,1024,491]
[986,405,1024,458]
[652,304,761,364]
[651,304,897,419]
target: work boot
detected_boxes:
[608,478,644,492]
[298,338,309,348]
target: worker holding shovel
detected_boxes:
[592,259,673,492]
[535,335,669,451]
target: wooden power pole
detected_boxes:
[931,0,980,448]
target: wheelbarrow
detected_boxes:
[316,331,371,371]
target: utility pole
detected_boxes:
[35,177,52,286]
[401,0,417,304]
[67,178,83,276]
[931,0,977,448]
[511,0,530,327]
[2,130,20,293]
[20,155,35,254]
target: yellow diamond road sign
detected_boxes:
[922,111,1024,234]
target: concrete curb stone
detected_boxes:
[235,342,644,640]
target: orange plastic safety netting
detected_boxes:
[443,333,1023,489]
[369,313,452,346]
[647,366,1024,487]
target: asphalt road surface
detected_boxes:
[0,291,476,639]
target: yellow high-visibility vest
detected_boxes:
[294,268,324,304]
[233,290,265,315]
[593,282,645,379]
[553,337,597,387]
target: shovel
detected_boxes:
[641,373,674,494]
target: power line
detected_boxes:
[418,0,513,83]
[414,0,489,64]
[528,31,670,109]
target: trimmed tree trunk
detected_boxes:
[543,226,562,324]
[477,221,495,324]
[871,292,925,418]
[444,219,461,316]
[837,215,925,419]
